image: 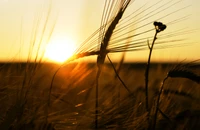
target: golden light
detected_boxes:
[45,36,76,63]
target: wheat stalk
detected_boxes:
[48,0,191,98]
[46,1,192,128]
[95,1,131,128]
[152,65,200,130]
[73,0,190,56]
[167,69,200,84]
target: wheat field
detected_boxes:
[0,0,200,129]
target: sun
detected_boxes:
[45,36,76,63]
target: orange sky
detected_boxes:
[0,0,199,63]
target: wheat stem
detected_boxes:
[95,1,131,128]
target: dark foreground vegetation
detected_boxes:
[0,62,200,129]
[0,0,199,129]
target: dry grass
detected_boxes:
[0,0,199,129]
[0,62,200,129]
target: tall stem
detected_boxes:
[95,66,101,129]
[145,31,158,113]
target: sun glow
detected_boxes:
[45,36,76,63]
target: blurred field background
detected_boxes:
[0,62,200,129]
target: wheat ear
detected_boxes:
[95,1,131,128]
[153,66,200,130]
[168,69,200,84]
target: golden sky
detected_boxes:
[0,0,199,63]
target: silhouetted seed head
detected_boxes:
[167,69,200,84]
[154,21,162,26]
[154,21,167,32]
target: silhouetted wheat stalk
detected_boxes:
[95,1,131,128]
[168,69,200,84]
[152,66,200,130]
[49,0,191,92]
[66,0,190,60]
[47,0,192,128]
